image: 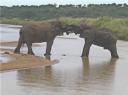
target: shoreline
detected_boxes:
[0,24,22,28]
[0,51,58,71]
[0,52,58,71]
[0,41,58,71]
[0,41,42,47]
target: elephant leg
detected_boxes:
[109,45,119,58]
[26,42,34,55]
[14,36,23,53]
[44,40,54,56]
[81,39,92,57]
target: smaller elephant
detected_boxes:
[14,21,65,56]
[80,28,119,58]
[65,24,119,58]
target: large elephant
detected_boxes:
[65,24,119,58]
[14,21,65,56]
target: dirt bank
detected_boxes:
[0,41,58,71]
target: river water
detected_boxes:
[0,25,128,95]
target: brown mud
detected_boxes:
[0,42,58,71]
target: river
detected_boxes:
[0,24,128,95]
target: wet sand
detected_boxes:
[0,52,57,71]
[0,42,57,71]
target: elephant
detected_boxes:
[14,21,65,56]
[63,24,91,36]
[65,24,119,58]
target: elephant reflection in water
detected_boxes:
[81,57,117,94]
[17,56,62,93]
[81,58,117,77]
[17,57,117,95]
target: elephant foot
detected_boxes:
[112,55,119,59]
[45,56,51,60]
[28,51,35,55]
[44,53,51,56]
[14,48,20,54]
[111,51,119,59]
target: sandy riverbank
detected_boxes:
[0,41,58,71]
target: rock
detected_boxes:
[62,54,66,56]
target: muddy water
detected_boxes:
[0,24,20,42]
[0,25,128,95]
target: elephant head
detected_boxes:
[79,24,94,38]
[63,24,82,34]
[62,24,92,35]
[51,21,64,36]
[79,29,93,38]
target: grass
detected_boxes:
[1,17,128,41]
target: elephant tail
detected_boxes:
[19,29,25,44]
[17,29,25,48]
